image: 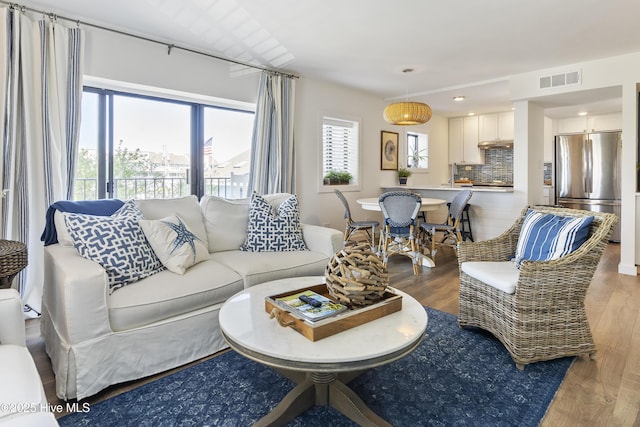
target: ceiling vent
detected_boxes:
[539,70,581,89]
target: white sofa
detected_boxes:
[0,289,58,426]
[42,194,343,400]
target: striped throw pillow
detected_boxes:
[514,209,593,268]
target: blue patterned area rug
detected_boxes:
[59,307,572,427]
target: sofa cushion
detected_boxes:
[54,211,74,246]
[241,193,307,252]
[210,250,328,288]
[461,261,520,294]
[54,199,137,247]
[135,196,208,248]
[63,212,164,294]
[140,215,210,274]
[515,209,594,268]
[108,259,243,331]
[200,193,294,253]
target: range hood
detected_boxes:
[478,140,513,149]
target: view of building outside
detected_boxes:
[203,106,254,198]
[75,91,254,200]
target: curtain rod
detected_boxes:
[1,0,299,79]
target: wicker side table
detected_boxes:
[0,240,28,289]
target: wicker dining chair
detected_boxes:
[378,191,422,275]
[334,189,380,250]
[419,189,472,263]
[457,205,618,369]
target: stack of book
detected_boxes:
[271,289,348,322]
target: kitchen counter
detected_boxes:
[382,185,514,193]
[376,185,523,242]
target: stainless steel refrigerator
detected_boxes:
[555,131,621,242]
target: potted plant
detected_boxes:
[397,167,412,185]
[323,170,353,185]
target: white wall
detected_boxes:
[293,77,449,230]
[509,52,640,275]
[84,30,260,104]
[82,25,640,271]
[80,25,452,232]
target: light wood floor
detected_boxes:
[26,243,640,425]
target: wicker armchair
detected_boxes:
[457,205,618,369]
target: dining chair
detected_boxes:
[334,189,379,250]
[378,191,422,275]
[420,189,472,263]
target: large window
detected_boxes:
[75,88,254,200]
[321,116,359,189]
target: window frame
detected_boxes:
[318,112,362,193]
[77,78,255,200]
[404,130,430,172]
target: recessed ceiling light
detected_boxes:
[453,96,465,102]
[467,112,475,116]
[578,111,588,116]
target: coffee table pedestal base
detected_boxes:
[254,370,391,427]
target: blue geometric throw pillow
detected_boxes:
[241,193,308,252]
[112,199,143,219]
[63,212,165,293]
[514,209,594,268]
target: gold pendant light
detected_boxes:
[383,68,432,126]
[383,101,432,125]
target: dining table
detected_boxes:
[356,196,447,268]
[356,197,447,213]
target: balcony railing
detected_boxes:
[74,177,248,201]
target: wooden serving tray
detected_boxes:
[265,284,402,341]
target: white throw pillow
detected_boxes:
[54,211,74,246]
[135,196,208,248]
[140,215,210,274]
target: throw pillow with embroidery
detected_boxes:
[140,215,210,274]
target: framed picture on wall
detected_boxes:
[381,131,399,170]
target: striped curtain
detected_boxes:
[0,7,84,313]
[247,72,296,195]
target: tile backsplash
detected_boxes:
[454,148,513,183]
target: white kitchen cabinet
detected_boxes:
[588,113,622,132]
[449,116,483,164]
[499,111,514,140]
[478,111,514,142]
[556,116,587,134]
[555,113,621,134]
[542,187,554,205]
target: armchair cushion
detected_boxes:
[460,261,519,294]
[140,215,209,274]
[514,209,593,267]
[241,193,307,252]
[0,346,47,420]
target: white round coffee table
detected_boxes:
[219,276,427,426]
